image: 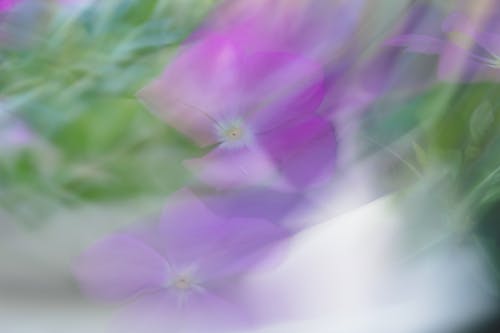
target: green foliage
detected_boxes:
[363,81,500,229]
[0,0,216,225]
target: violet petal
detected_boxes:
[74,234,170,301]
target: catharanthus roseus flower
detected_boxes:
[0,0,19,12]
[139,31,336,190]
[388,3,500,81]
[75,190,289,332]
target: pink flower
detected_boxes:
[140,28,336,190]
[75,189,289,332]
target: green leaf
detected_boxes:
[412,141,427,168]
[470,102,494,144]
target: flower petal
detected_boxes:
[442,11,475,35]
[257,114,336,189]
[114,288,251,333]
[0,0,20,12]
[155,190,289,280]
[196,187,305,223]
[477,31,500,56]
[243,51,325,132]
[138,34,247,147]
[437,43,479,81]
[74,234,169,301]
[443,10,500,56]
[152,190,230,269]
[386,34,444,54]
[184,145,277,189]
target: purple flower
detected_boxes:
[0,106,34,149]
[0,120,33,147]
[139,11,336,190]
[0,0,20,12]
[388,4,500,81]
[74,189,289,332]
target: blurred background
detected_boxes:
[0,0,499,332]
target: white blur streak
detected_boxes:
[0,194,495,333]
[238,109,498,333]
[242,195,497,333]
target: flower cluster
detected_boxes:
[0,0,497,331]
[72,0,473,332]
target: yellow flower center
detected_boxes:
[224,126,244,141]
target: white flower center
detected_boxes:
[173,275,193,290]
[216,118,253,148]
[165,268,202,293]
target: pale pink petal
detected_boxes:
[74,234,169,301]
[138,34,247,147]
[243,52,325,132]
[257,114,336,189]
[114,288,251,333]
[184,146,277,189]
